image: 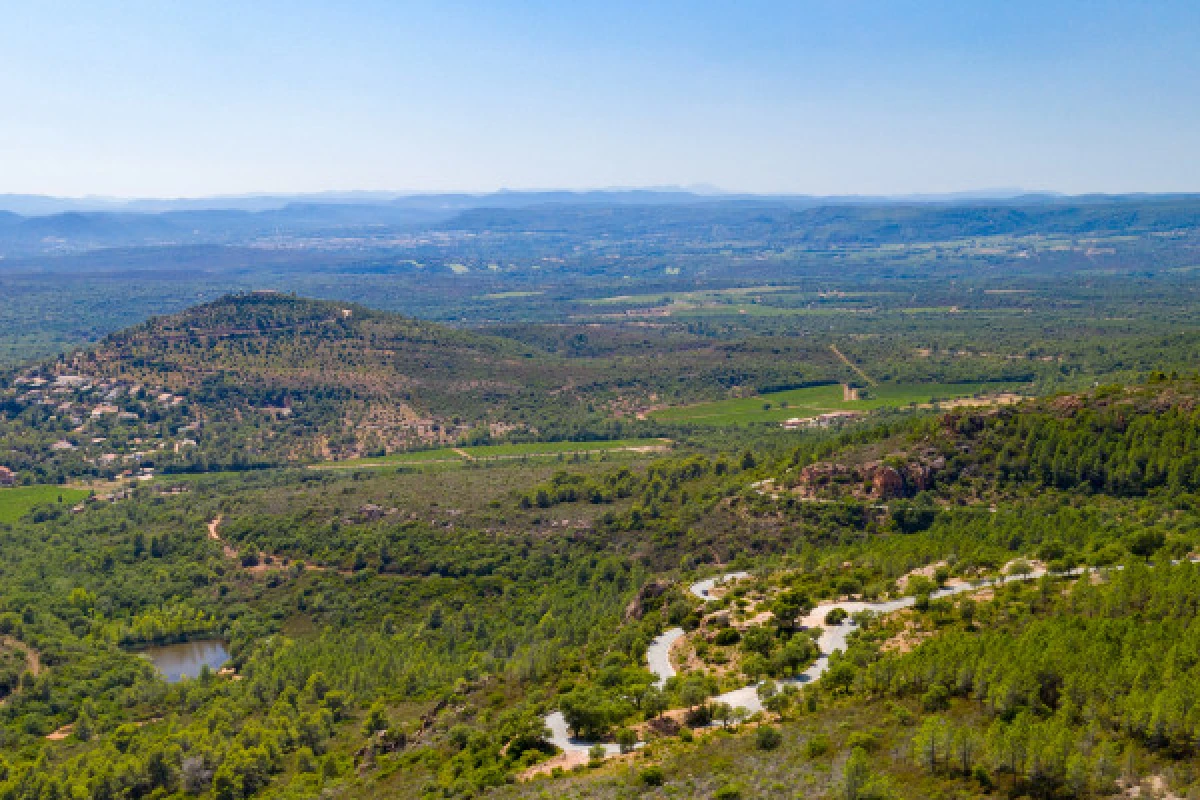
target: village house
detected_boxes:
[0,466,15,487]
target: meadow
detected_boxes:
[313,438,673,469]
[0,485,90,524]
[649,382,1000,425]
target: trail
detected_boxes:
[0,636,42,708]
[207,516,238,559]
[1,636,41,677]
[207,516,333,575]
[830,344,876,387]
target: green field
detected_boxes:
[0,486,90,524]
[315,438,673,469]
[461,439,670,457]
[650,382,1004,425]
[479,290,545,299]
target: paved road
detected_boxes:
[544,711,622,757]
[688,571,750,599]
[645,627,685,688]
[547,565,1057,749]
[705,569,1052,713]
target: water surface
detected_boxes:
[138,640,229,683]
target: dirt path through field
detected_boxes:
[830,344,877,387]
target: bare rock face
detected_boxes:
[869,465,906,499]
[794,454,945,501]
[795,462,851,495]
[1050,395,1084,416]
[624,579,671,620]
[906,463,934,491]
[359,503,385,521]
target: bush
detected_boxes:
[715,784,743,800]
[714,628,741,646]
[684,705,712,727]
[921,684,950,712]
[756,725,782,750]
[824,608,849,625]
[804,733,831,758]
[846,728,882,752]
[678,727,694,742]
[639,766,665,786]
[887,702,914,725]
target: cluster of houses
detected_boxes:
[5,371,200,478]
[12,373,186,424]
[781,410,864,430]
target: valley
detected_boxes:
[0,197,1199,800]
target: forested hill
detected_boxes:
[86,291,531,400]
[76,292,597,452]
[2,293,620,473]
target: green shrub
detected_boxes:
[714,628,741,646]
[756,725,782,750]
[921,684,950,712]
[824,607,849,625]
[639,766,665,786]
[804,733,831,758]
[846,728,883,752]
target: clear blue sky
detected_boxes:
[2,0,1198,197]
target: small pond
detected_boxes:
[136,639,229,683]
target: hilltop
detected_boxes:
[2,293,612,477]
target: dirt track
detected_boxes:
[830,344,877,386]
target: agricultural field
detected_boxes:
[315,438,674,469]
[0,485,89,524]
[649,382,1006,425]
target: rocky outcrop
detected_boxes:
[624,580,671,620]
[793,454,946,500]
[867,464,905,499]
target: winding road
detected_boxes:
[546,566,1053,755]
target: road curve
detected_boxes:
[645,627,685,688]
[547,565,1057,751]
[688,571,750,600]
[544,711,622,757]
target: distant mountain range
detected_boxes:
[0,187,1075,216]
[0,190,1197,260]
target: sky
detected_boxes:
[1,0,1198,198]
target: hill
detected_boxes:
[1,293,621,478]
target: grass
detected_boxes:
[479,291,545,299]
[0,486,90,524]
[461,439,671,457]
[650,382,1001,425]
[314,438,673,469]
[579,286,800,306]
